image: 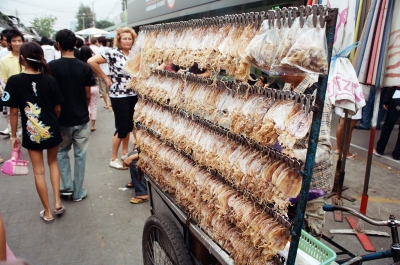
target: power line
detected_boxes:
[7,0,119,16]
[10,0,76,13]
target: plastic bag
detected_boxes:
[243,19,277,72]
[271,17,304,75]
[281,15,329,75]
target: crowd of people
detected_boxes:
[0,26,148,235]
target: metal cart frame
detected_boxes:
[140,6,338,265]
[145,173,234,265]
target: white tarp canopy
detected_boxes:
[74,27,108,35]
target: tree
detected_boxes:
[75,4,94,31]
[95,20,114,29]
[30,15,57,38]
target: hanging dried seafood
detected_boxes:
[136,130,289,263]
[125,5,329,83]
[134,98,305,214]
[134,72,314,151]
[127,5,336,265]
[281,7,328,74]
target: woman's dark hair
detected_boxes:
[19,42,51,74]
[80,45,93,63]
[248,73,257,85]
[268,82,280,89]
[6,29,25,50]
[41,36,49,45]
[76,38,84,48]
[55,29,76,51]
[97,36,107,46]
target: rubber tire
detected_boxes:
[142,214,192,265]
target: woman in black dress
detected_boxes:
[2,42,65,223]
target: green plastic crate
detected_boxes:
[298,230,336,265]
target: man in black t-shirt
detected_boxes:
[48,29,95,202]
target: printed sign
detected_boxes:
[128,0,219,24]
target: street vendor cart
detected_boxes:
[126,5,339,265]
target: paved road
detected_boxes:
[0,106,149,265]
[1,106,400,264]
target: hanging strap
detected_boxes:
[329,42,361,77]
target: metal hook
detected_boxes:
[318,5,325,28]
[312,5,318,28]
[298,6,305,28]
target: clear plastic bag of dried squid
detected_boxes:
[125,31,145,77]
[242,19,277,72]
[281,15,328,75]
[270,16,305,75]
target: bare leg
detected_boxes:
[336,118,344,153]
[345,120,358,156]
[0,213,5,260]
[91,120,96,130]
[111,134,122,161]
[28,149,53,220]
[336,118,358,156]
[102,94,110,108]
[47,145,62,210]
[121,134,130,156]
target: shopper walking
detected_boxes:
[80,45,98,132]
[88,27,138,170]
[374,86,400,160]
[95,36,111,109]
[0,29,9,119]
[1,42,65,223]
[40,36,55,63]
[48,29,95,201]
[0,29,24,138]
[89,37,99,55]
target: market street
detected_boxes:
[1,106,400,265]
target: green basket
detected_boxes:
[298,230,336,265]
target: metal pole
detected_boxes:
[92,2,95,27]
[82,13,85,29]
[360,0,394,215]
[287,8,338,265]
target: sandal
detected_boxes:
[40,210,54,223]
[346,153,358,160]
[125,183,135,188]
[54,204,65,215]
[130,197,149,204]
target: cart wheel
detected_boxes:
[142,214,192,265]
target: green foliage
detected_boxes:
[95,20,114,29]
[30,15,57,38]
[75,4,94,31]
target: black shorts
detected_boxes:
[110,96,138,138]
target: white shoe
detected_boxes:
[0,128,10,135]
[109,159,127,170]
[121,153,128,161]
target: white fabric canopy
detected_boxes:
[75,27,108,35]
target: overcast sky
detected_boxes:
[0,0,122,31]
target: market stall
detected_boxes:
[126,5,338,265]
